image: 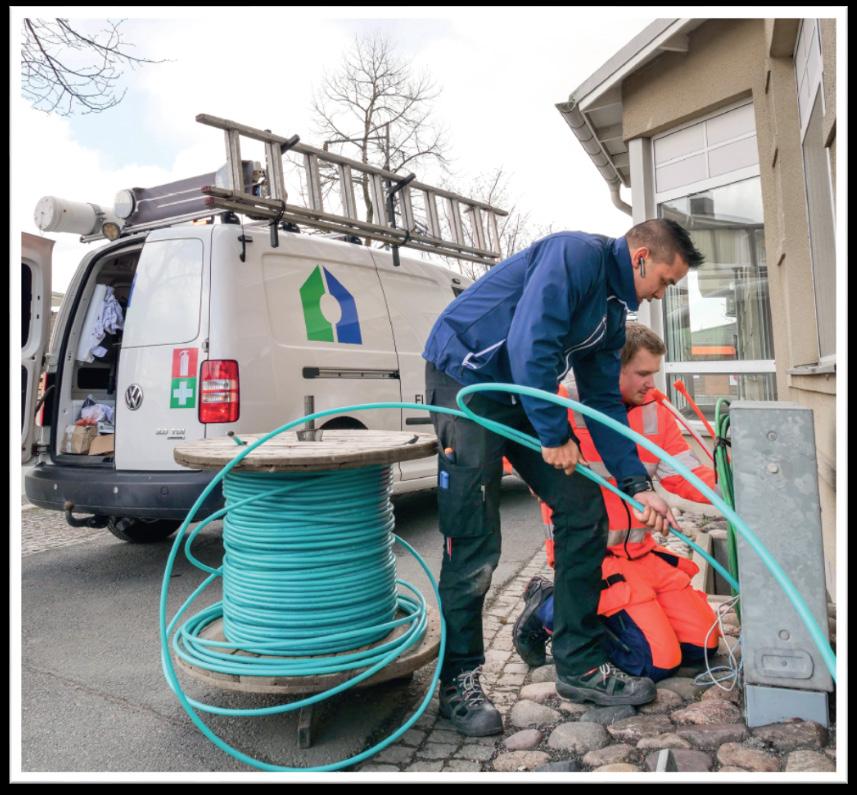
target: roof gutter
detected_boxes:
[556,99,632,215]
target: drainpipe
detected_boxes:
[610,181,632,216]
[557,99,632,216]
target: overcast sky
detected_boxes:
[12,7,664,292]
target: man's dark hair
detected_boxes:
[625,218,705,269]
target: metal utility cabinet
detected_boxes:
[730,401,833,727]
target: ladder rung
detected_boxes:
[370,174,387,226]
[305,154,323,211]
[447,199,465,246]
[425,191,441,238]
[338,164,357,219]
[400,186,415,232]
[466,206,486,252]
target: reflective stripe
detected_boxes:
[564,385,587,428]
[643,460,659,477]
[657,449,703,479]
[642,401,659,434]
[461,338,505,370]
[607,528,649,546]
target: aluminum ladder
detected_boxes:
[194,113,507,266]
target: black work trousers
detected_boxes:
[426,362,611,682]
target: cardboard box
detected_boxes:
[62,425,98,454]
[88,433,115,456]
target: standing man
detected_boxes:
[423,219,704,736]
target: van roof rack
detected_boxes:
[88,114,509,266]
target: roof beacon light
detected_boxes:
[34,195,123,239]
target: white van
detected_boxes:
[22,223,471,542]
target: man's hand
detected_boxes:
[632,490,678,534]
[541,438,587,476]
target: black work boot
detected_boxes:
[556,662,657,706]
[438,667,503,736]
[512,575,553,667]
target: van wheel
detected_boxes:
[107,516,180,543]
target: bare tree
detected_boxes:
[440,167,547,281]
[21,18,165,116]
[310,33,449,231]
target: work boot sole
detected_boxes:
[512,578,551,667]
[438,701,503,736]
[555,680,656,707]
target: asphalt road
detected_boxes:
[19,477,544,774]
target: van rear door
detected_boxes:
[113,231,210,470]
[21,233,54,464]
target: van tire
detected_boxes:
[107,516,181,543]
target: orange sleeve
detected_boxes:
[657,404,719,503]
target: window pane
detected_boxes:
[655,123,705,164]
[708,135,759,178]
[706,104,756,146]
[659,178,775,366]
[667,372,777,422]
[802,92,836,358]
[656,153,707,193]
[122,239,203,347]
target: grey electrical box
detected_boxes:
[730,402,833,726]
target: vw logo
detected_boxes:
[125,384,144,411]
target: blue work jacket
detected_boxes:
[422,231,648,482]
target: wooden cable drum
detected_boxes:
[171,429,441,695]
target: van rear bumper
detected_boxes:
[24,464,224,520]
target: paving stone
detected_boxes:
[492,751,551,772]
[639,688,683,714]
[428,729,463,745]
[504,662,531,675]
[420,742,459,760]
[358,764,400,772]
[580,705,637,725]
[784,750,836,772]
[503,729,543,751]
[672,699,743,726]
[509,699,561,728]
[373,745,416,765]
[406,760,443,772]
[519,681,559,703]
[399,728,427,747]
[718,766,748,772]
[824,748,836,760]
[751,720,829,752]
[558,701,590,717]
[530,664,557,684]
[443,760,483,772]
[676,724,750,750]
[595,764,641,772]
[716,742,780,772]
[636,734,693,751]
[606,713,674,743]
[547,721,610,754]
[657,677,702,701]
[582,743,636,768]
[534,760,579,772]
[700,685,742,704]
[456,744,497,762]
[645,749,713,772]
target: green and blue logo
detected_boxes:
[299,265,362,344]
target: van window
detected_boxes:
[122,239,203,347]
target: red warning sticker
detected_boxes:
[172,348,198,379]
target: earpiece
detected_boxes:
[638,257,646,277]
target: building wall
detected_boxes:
[622,18,837,592]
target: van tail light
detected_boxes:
[199,360,240,424]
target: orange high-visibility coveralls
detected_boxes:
[538,384,721,681]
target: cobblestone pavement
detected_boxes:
[355,512,839,776]
[20,505,106,557]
